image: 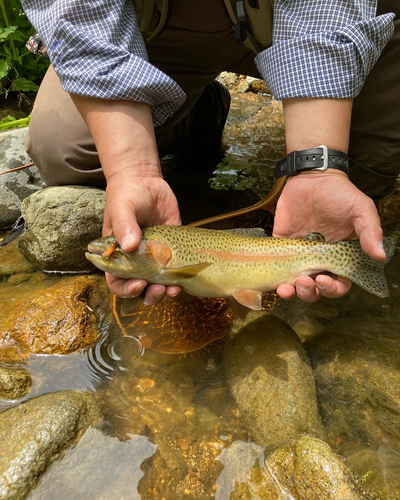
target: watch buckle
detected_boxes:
[313,145,328,171]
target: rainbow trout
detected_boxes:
[86,226,397,311]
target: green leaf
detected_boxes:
[0,115,31,130]
[9,30,25,42]
[0,115,17,124]
[0,59,9,79]
[0,26,18,42]
[14,19,32,28]
[11,77,39,92]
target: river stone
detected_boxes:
[0,238,36,279]
[218,436,374,500]
[265,436,374,500]
[0,364,32,400]
[1,275,108,357]
[223,312,324,448]
[18,186,106,271]
[0,390,104,500]
[306,331,400,457]
[29,427,157,500]
[246,77,271,95]
[0,128,50,229]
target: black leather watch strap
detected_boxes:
[275,145,349,179]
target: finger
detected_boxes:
[295,276,321,303]
[276,284,297,301]
[165,285,182,298]
[106,274,147,298]
[358,226,385,262]
[315,275,352,298]
[111,206,143,252]
[354,201,385,261]
[143,284,167,305]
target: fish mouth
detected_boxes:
[86,238,127,275]
[85,238,139,278]
[87,240,110,256]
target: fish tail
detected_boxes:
[340,236,397,298]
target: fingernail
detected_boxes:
[379,240,387,258]
[121,233,137,251]
[143,291,164,306]
[298,284,311,293]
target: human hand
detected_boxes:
[273,169,386,303]
[103,170,182,304]
[69,97,183,305]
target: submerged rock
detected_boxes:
[0,128,50,229]
[0,364,32,400]
[18,186,106,271]
[29,427,157,500]
[0,390,104,499]
[2,275,108,357]
[0,239,36,279]
[223,312,324,447]
[218,436,375,500]
[306,331,400,498]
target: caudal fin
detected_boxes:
[346,236,397,298]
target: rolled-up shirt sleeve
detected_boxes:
[21,0,186,126]
[255,0,395,99]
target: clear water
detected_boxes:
[1,92,400,499]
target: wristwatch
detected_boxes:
[275,145,349,179]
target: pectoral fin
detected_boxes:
[232,289,262,311]
[160,262,212,280]
[304,232,326,242]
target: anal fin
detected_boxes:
[232,289,262,311]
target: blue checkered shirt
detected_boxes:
[21,0,394,126]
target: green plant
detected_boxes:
[0,114,30,129]
[0,0,49,95]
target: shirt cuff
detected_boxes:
[255,13,395,99]
[49,21,186,127]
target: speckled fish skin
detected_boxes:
[86,226,397,308]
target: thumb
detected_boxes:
[354,206,385,261]
[113,208,143,252]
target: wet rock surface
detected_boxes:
[0,364,32,400]
[29,427,157,500]
[0,390,104,500]
[1,275,108,359]
[0,128,50,229]
[224,312,324,447]
[18,186,106,271]
[219,436,375,500]
[0,239,36,280]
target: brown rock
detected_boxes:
[0,239,36,279]
[224,312,324,448]
[0,364,32,399]
[2,275,108,357]
[223,437,375,500]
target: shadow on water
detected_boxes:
[1,89,400,499]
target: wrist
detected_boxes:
[275,146,349,179]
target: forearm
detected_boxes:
[283,97,353,154]
[70,95,161,181]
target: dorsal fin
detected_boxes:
[304,233,326,242]
[225,228,270,238]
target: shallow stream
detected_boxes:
[1,89,400,499]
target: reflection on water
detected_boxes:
[1,92,400,499]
